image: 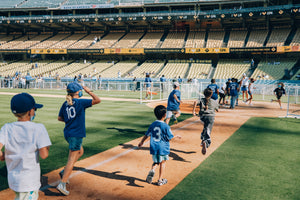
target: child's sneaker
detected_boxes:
[280,106,282,109]
[146,169,155,184]
[174,119,178,124]
[57,182,69,196]
[59,170,70,184]
[158,178,168,186]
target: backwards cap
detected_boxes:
[67,82,83,93]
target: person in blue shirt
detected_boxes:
[144,73,152,99]
[228,78,240,109]
[206,79,219,100]
[25,72,32,89]
[160,75,166,92]
[165,82,182,125]
[57,82,101,195]
[138,105,181,186]
[177,76,182,84]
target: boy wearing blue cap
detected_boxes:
[57,82,100,195]
[0,93,51,200]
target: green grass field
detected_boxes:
[0,91,191,191]
[163,117,300,200]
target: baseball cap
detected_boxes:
[173,82,180,87]
[67,82,83,93]
[11,93,43,114]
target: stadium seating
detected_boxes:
[156,62,189,79]
[50,61,91,77]
[246,30,268,47]
[266,29,290,47]
[90,32,125,49]
[135,32,163,48]
[9,34,51,49]
[0,0,23,8]
[64,0,107,5]
[290,29,300,46]
[129,61,164,78]
[68,61,114,77]
[31,33,71,49]
[186,63,211,79]
[227,30,247,47]
[206,31,225,48]
[20,0,65,8]
[29,60,71,77]
[251,59,297,80]
[0,35,20,46]
[69,34,103,49]
[161,31,186,48]
[50,34,87,49]
[0,35,29,49]
[213,59,250,79]
[113,32,144,48]
[100,61,138,78]
[291,69,300,80]
[185,31,206,48]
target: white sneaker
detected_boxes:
[249,103,253,106]
[280,106,282,109]
[57,182,69,196]
[146,169,155,184]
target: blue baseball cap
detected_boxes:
[11,93,43,114]
[67,82,83,93]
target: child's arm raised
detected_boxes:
[83,86,101,105]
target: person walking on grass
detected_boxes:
[138,105,181,186]
[57,82,101,196]
[165,82,182,125]
[271,82,286,109]
[245,78,255,106]
[0,93,51,200]
[192,88,219,155]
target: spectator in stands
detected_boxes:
[118,70,121,78]
[35,63,38,68]
[31,64,34,69]
[178,76,182,84]
[250,58,255,68]
[97,75,102,90]
[25,73,32,89]
[160,75,166,92]
[207,79,219,101]
[144,73,152,100]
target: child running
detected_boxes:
[271,82,286,109]
[138,105,181,186]
[57,82,101,195]
[165,82,182,125]
[0,93,51,200]
[193,88,219,155]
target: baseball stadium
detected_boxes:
[0,0,299,199]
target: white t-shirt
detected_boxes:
[241,77,249,86]
[0,121,51,192]
[219,83,226,94]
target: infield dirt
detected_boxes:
[0,98,288,200]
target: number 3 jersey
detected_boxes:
[145,120,174,155]
[59,98,92,138]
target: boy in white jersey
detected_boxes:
[0,93,51,200]
[138,105,181,186]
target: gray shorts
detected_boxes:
[166,110,181,119]
[152,155,169,163]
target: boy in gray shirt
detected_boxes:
[193,88,219,155]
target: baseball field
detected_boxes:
[0,89,299,200]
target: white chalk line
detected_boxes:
[40,119,199,191]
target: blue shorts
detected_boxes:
[152,155,169,163]
[241,86,248,91]
[65,137,83,151]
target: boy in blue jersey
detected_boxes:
[229,78,240,109]
[165,82,182,125]
[144,73,152,99]
[57,82,101,195]
[138,105,181,186]
[206,79,219,100]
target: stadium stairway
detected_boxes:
[285,27,297,46]
[182,27,190,48]
[156,29,169,48]
[154,60,168,78]
[283,58,300,80]
[183,62,192,78]
[223,30,230,47]
[244,30,251,47]
[263,29,272,47]
[203,30,209,48]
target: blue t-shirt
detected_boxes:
[145,77,152,87]
[167,89,181,111]
[178,78,182,83]
[25,75,32,81]
[146,120,174,155]
[160,77,166,82]
[207,84,219,100]
[229,82,239,96]
[59,98,92,138]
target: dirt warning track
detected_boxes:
[0,100,287,200]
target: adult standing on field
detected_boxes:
[240,73,249,102]
[56,82,101,196]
